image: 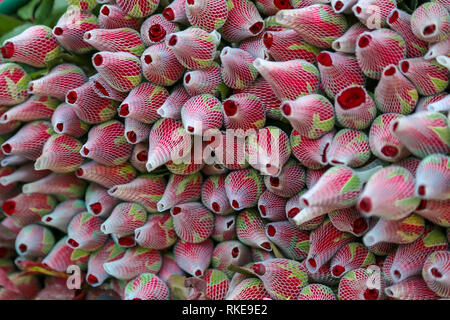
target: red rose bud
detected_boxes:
[264,30,319,63]
[119,83,168,124]
[134,213,177,250]
[422,251,450,298]
[328,207,371,236]
[411,2,450,43]
[22,173,86,199]
[158,173,203,212]
[76,161,136,189]
[220,47,258,90]
[181,94,223,136]
[2,193,56,227]
[81,120,132,166]
[85,183,119,217]
[186,0,229,32]
[101,202,147,236]
[51,103,89,138]
[84,28,145,56]
[290,130,334,169]
[0,63,30,106]
[212,241,251,278]
[326,129,371,168]
[369,113,410,163]
[103,246,162,280]
[157,85,190,120]
[35,134,84,173]
[130,143,149,173]
[264,160,305,198]
[253,58,320,101]
[67,212,108,251]
[15,224,54,259]
[116,0,159,18]
[41,200,86,233]
[385,276,440,300]
[221,0,264,42]
[90,73,128,101]
[258,190,286,222]
[211,215,236,242]
[124,273,169,300]
[240,32,270,60]
[276,4,348,48]
[98,5,141,30]
[141,43,185,87]
[28,64,87,100]
[352,0,397,28]
[141,14,179,46]
[415,154,450,201]
[356,29,406,79]
[399,57,449,96]
[53,7,98,54]
[41,236,90,273]
[332,23,369,53]
[387,9,429,58]
[170,202,214,243]
[166,28,221,70]
[265,221,309,260]
[1,25,61,67]
[125,118,151,145]
[0,95,58,124]
[86,240,125,287]
[236,209,271,251]
[108,175,166,213]
[173,239,214,277]
[225,169,265,211]
[223,93,265,133]
[162,0,189,24]
[66,81,118,124]
[183,63,225,99]
[1,121,53,160]
[201,175,233,215]
[338,268,384,300]
[92,51,142,93]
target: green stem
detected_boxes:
[29,69,49,80]
[227,264,254,277]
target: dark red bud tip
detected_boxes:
[133,298,142,300]
[162,8,175,21]
[144,55,152,64]
[231,246,239,258]
[274,0,292,9]
[93,54,103,66]
[317,52,332,66]
[148,24,166,43]
[431,267,442,278]
[232,200,239,209]
[82,147,90,156]
[101,6,110,16]
[270,176,280,187]
[260,241,271,250]
[417,199,427,211]
[334,0,344,11]
[168,34,177,46]
[259,205,266,216]
[2,143,11,154]
[337,86,366,110]
[392,121,399,132]
[223,100,238,117]
[417,185,426,196]
[118,236,135,247]
[211,202,220,212]
[136,151,148,162]
[332,265,345,277]
[76,168,84,177]
[358,35,371,48]
[85,33,92,40]
[359,197,372,213]
[56,123,64,132]
[119,104,130,117]
[355,6,362,14]
[252,263,266,275]
[187,0,195,4]
[127,131,137,143]
[249,22,263,35]
[194,269,202,277]
[388,10,399,24]
[281,103,291,116]
[53,27,63,36]
[400,61,409,73]
[18,244,27,253]
[90,202,102,215]
[381,145,398,157]
[67,238,79,248]
[1,42,14,59]
[393,270,401,280]
[384,66,396,76]
[308,258,317,269]
[226,220,234,229]
[288,207,300,219]
[266,225,276,237]
[67,91,78,104]
[45,217,52,222]
[423,24,436,36]
[184,73,191,84]
[87,274,99,284]
[352,217,368,234]
[2,200,15,215]
[95,81,109,96]
[187,126,194,133]
[364,288,379,300]
[172,207,181,215]
[263,32,274,49]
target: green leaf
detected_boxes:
[17,0,40,21]
[35,0,55,25]
[0,22,34,44]
[0,14,25,35]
